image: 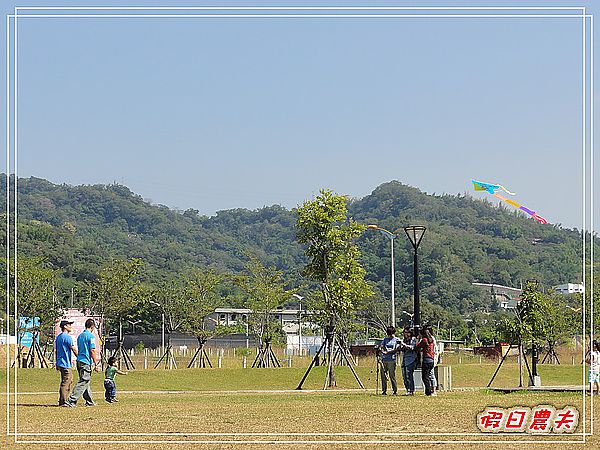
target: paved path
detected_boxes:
[489,385,585,393]
[8,387,480,396]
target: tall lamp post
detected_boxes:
[403,225,426,328]
[149,300,165,353]
[367,225,396,327]
[292,294,304,355]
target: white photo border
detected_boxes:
[4,5,594,445]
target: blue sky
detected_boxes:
[2,1,597,230]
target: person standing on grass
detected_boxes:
[64,319,100,407]
[104,356,128,403]
[586,340,600,396]
[55,320,78,406]
[399,327,418,396]
[416,327,436,396]
[425,325,439,396]
[379,326,401,396]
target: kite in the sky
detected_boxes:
[471,180,548,225]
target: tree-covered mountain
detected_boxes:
[0,175,590,328]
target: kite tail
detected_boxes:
[493,193,548,224]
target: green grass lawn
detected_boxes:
[1,364,598,449]
[2,361,585,393]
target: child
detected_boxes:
[586,341,600,396]
[104,356,128,403]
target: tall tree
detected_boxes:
[296,189,373,388]
[91,258,144,327]
[91,258,145,369]
[8,257,61,329]
[297,190,372,328]
[183,268,227,368]
[1,257,61,367]
[151,277,190,368]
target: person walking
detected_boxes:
[586,340,600,396]
[64,319,100,407]
[399,327,418,395]
[379,326,401,396]
[416,327,436,396]
[55,320,77,406]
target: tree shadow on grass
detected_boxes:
[18,403,60,408]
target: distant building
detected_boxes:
[207,307,317,335]
[210,308,252,328]
[472,282,522,310]
[553,283,584,295]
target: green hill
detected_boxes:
[0,175,588,327]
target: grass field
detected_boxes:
[1,361,599,449]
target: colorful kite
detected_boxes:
[471,180,548,225]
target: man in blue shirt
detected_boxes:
[65,319,100,407]
[55,320,77,406]
[379,326,401,395]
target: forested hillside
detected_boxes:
[0,175,588,330]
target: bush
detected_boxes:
[235,347,253,357]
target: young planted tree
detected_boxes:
[537,294,575,364]
[5,257,61,367]
[491,281,549,387]
[91,258,144,368]
[183,268,227,368]
[238,256,290,368]
[296,189,373,389]
[151,277,191,369]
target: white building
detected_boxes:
[553,283,584,294]
[208,307,316,335]
[212,308,252,327]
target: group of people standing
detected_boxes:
[55,318,127,407]
[378,325,438,396]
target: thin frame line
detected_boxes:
[4,12,9,440]
[593,13,595,436]
[15,432,591,437]
[4,14,591,18]
[12,439,588,445]
[581,5,587,442]
[13,6,589,11]
[12,6,17,441]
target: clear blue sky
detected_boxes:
[2,1,597,230]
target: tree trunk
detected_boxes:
[518,342,523,387]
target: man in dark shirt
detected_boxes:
[400,327,418,395]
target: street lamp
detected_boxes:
[148,300,165,353]
[292,293,304,355]
[367,225,396,326]
[403,225,426,328]
[127,319,141,334]
[401,310,414,327]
